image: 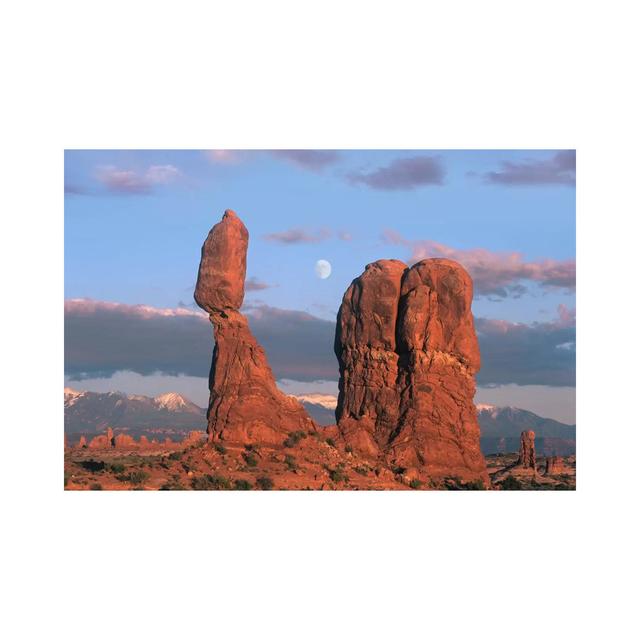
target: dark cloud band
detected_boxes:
[65,299,575,388]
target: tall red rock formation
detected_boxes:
[194,210,315,445]
[334,260,407,456]
[335,258,488,484]
[113,433,136,449]
[517,430,537,469]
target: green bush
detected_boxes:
[392,466,407,475]
[500,476,522,490]
[354,466,369,476]
[159,480,185,490]
[191,474,231,490]
[107,462,126,474]
[284,454,297,471]
[214,443,227,455]
[234,479,253,490]
[328,467,347,483]
[168,451,183,461]
[243,452,258,467]
[128,470,150,485]
[256,476,274,490]
[283,430,307,448]
[462,479,485,491]
[326,437,336,448]
[409,479,423,490]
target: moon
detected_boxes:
[315,259,332,279]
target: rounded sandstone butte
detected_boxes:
[113,433,137,449]
[398,258,480,371]
[334,260,407,456]
[335,259,408,351]
[517,430,537,469]
[194,209,248,314]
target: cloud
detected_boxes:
[382,231,575,298]
[269,150,341,171]
[245,276,272,291]
[64,184,87,196]
[476,306,575,387]
[347,155,445,190]
[95,164,182,194]
[204,150,243,163]
[482,150,575,186]
[263,228,333,244]
[64,299,337,383]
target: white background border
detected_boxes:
[3,1,638,638]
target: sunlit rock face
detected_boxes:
[194,210,316,445]
[335,257,488,485]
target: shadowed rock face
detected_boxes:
[335,258,488,484]
[194,210,315,444]
[518,430,537,469]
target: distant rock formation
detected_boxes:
[76,435,87,449]
[335,258,488,484]
[113,433,136,448]
[88,433,111,449]
[544,455,565,476]
[194,210,315,445]
[517,430,537,469]
[184,430,204,445]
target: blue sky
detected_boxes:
[64,150,576,421]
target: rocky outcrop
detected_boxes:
[517,430,537,469]
[88,434,111,449]
[335,258,488,484]
[113,433,136,448]
[544,455,565,476]
[76,435,87,449]
[184,430,204,446]
[194,210,315,445]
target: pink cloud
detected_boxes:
[382,231,575,298]
[95,164,182,194]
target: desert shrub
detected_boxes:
[128,470,150,485]
[327,467,347,483]
[392,466,407,475]
[168,451,183,461]
[234,479,253,490]
[191,474,231,490]
[462,479,485,491]
[64,472,70,487]
[256,476,274,490]
[242,452,258,467]
[354,466,369,476]
[500,476,522,490]
[553,483,573,491]
[409,479,423,490]
[214,443,227,455]
[90,483,103,491]
[80,459,105,472]
[284,454,297,471]
[159,480,185,491]
[107,462,125,474]
[326,437,336,448]
[283,431,307,448]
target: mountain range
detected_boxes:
[63,388,575,454]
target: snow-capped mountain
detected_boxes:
[291,394,337,425]
[64,388,206,433]
[476,404,575,455]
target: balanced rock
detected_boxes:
[335,258,488,484]
[517,430,537,469]
[194,210,315,445]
